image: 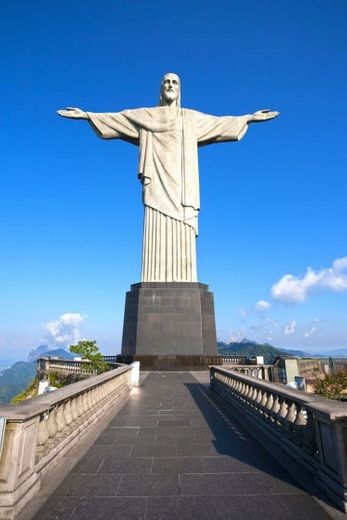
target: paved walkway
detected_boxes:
[34,372,333,519]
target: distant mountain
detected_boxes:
[313,348,347,358]
[277,348,315,357]
[27,345,73,362]
[218,340,338,364]
[218,341,283,364]
[240,337,257,345]
[0,361,36,404]
[38,348,74,360]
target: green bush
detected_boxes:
[69,340,108,374]
[314,370,347,401]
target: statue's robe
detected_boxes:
[86,107,249,282]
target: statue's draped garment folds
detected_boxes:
[87,107,249,282]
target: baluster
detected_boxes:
[261,391,268,406]
[286,402,296,423]
[256,389,263,403]
[89,387,97,408]
[271,395,280,414]
[47,408,58,438]
[265,393,273,410]
[85,389,93,411]
[64,400,73,426]
[75,394,83,419]
[71,397,78,421]
[82,391,89,414]
[37,412,49,446]
[55,403,66,433]
[247,384,253,399]
[294,404,307,426]
[278,399,287,419]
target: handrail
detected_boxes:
[210,365,347,513]
[0,364,135,520]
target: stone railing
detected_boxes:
[0,364,137,520]
[36,356,121,378]
[210,366,347,512]
[220,356,248,364]
[221,364,273,380]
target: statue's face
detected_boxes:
[161,73,180,105]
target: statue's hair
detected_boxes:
[159,73,181,107]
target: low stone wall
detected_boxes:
[0,364,135,520]
[36,356,121,379]
[210,366,347,512]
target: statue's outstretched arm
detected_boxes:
[57,107,88,119]
[248,109,280,123]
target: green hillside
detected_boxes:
[0,362,36,404]
[218,341,284,364]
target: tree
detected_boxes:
[69,340,108,375]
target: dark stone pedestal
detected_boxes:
[119,282,218,369]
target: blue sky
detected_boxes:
[1,0,346,363]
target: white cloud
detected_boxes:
[255,300,272,312]
[44,313,87,347]
[284,320,297,335]
[271,256,347,304]
[303,318,319,338]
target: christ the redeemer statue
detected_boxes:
[58,73,278,283]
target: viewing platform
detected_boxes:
[1,368,345,519]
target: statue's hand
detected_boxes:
[252,109,280,122]
[56,107,87,119]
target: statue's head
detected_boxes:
[159,73,181,107]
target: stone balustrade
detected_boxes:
[210,365,347,512]
[221,364,273,380]
[36,356,121,378]
[220,356,248,364]
[0,364,136,520]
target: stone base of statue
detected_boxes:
[118,282,218,369]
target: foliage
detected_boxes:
[69,340,108,374]
[313,369,347,401]
[11,378,39,403]
[48,372,66,388]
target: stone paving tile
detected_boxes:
[201,454,271,473]
[34,496,78,520]
[109,415,159,426]
[109,427,140,436]
[117,474,180,496]
[100,456,152,474]
[54,474,121,497]
[155,433,197,446]
[136,425,174,435]
[151,456,204,474]
[176,443,221,456]
[113,433,155,445]
[71,497,146,519]
[145,496,224,520]
[69,455,105,474]
[239,471,307,495]
[131,444,177,457]
[93,431,118,444]
[180,473,244,496]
